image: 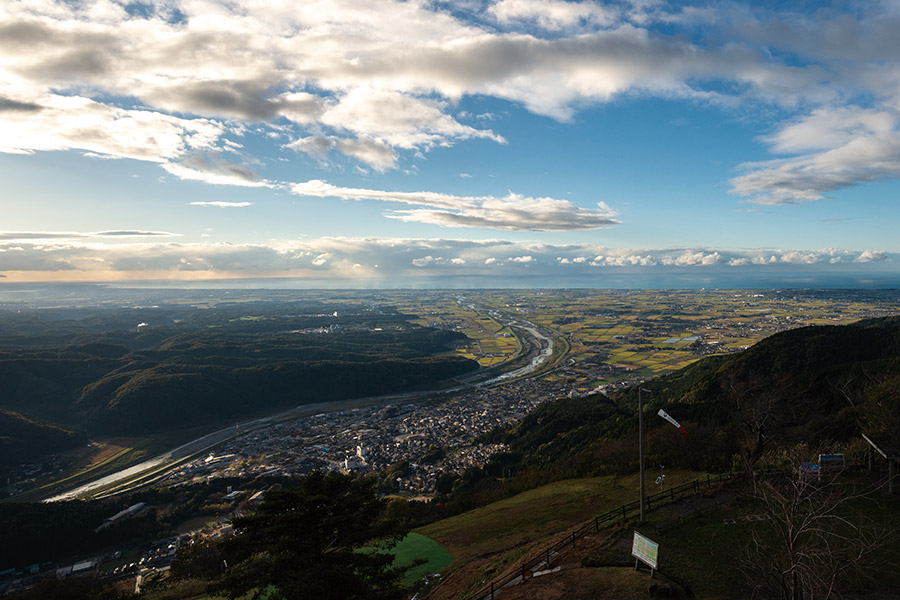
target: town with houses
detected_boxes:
[163,375,575,497]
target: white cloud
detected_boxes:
[0,94,223,161]
[0,230,178,241]
[286,135,399,171]
[779,251,820,265]
[731,107,900,204]
[0,0,854,175]
[290,180,620,231]
[162,159,272,188]
[0,235,893,282]
[190,201,254,208]
[319,89,504,149]
[488,0,619,31]
[856,250,887,262]
[412,255,440,267]
[4,0,900,208]
[660,250,722,266]
[311,252,332,266]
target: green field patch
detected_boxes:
[389,532,453,586]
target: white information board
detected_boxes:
[632,531,659,570]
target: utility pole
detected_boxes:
[639,387,650,523]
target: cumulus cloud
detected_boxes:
[0,0,854,175]
[856,250,887,262]
[0,94,223,160]
[311,252,332,266]
[319,89,504,149]
[290,180,620,231]
[1,234,890,283]
[4,0,900,210]
[287,135,399,171]
[779,251,820,265]
[661,250,722,266]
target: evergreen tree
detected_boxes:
[212,471,407,600]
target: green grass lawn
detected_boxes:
[391,532,453,586]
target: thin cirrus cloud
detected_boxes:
[0,230,178,241]
[189,201,254,208]
[290,180,620,232]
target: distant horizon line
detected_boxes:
[1,273,899,292]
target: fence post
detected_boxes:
[490,581,494,600]
[670,488,674,501]
[522,562,526,583]
[572,531,576,547]
[594,516,599,531]
[622,505,626,520]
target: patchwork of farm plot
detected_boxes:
[450,289,900,386]
[391,295,521,368]
[374,289,900,388]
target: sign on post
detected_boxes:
[818,453,845,472]
[632,531,659,570]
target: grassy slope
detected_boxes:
[421,470,900,599]
[417,470,704,562]
[391,532,453,586]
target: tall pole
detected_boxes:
[639,387,649,523]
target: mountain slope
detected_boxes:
[0,408,86,469]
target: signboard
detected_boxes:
[818,454,845,472]
[631,531,659,570]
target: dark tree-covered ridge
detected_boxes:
[0,304,478,463]
[211,472,408,600]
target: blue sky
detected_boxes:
[0,0,898,286]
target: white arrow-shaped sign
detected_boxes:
[658,408,687,435]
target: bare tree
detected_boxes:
[722,370,784,474]
[739,465,894,600]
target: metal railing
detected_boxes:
[459,472,735,600]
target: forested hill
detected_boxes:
[0,303,478,464]
[0,408,86,468]
[625,315,900,444]
[484,317,900,484]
